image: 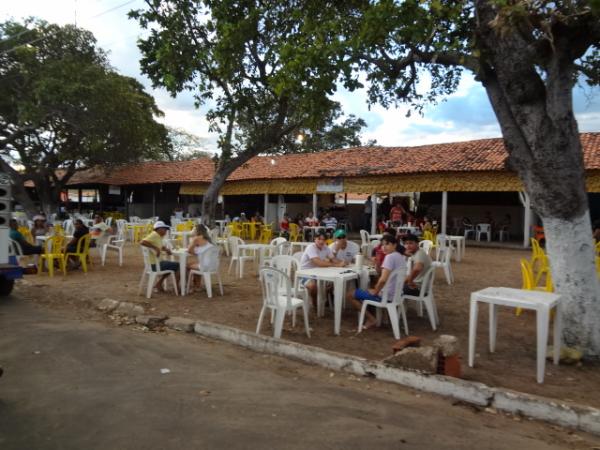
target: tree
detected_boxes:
[130,0,349,223]
[280,113,376,153]
[332,1,600,356]
[0,19,171,215]
[164,126,213,160]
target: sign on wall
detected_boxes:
[316,178,344,193]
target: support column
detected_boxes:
[519,191,532,248]
[371,194,377,235]
[264,193,269,224]
[312,193,318,218]
[441,191,448,234]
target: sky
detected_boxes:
[2,0,600,152]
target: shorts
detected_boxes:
[151,261,179,272]
[354,288,382,303]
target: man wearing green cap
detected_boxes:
[329,229,359,264]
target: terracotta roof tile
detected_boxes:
[65,132,600,185]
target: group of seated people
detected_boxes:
[140,222,217,293]
[9,214,114,270]
[299,227,431,330]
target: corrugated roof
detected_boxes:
[64,132,600,185]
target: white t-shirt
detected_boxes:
[381,251,407,300]
[329,240,359,264]
[300,243,334,269]
[305,217,318,226]
[194,242,216,271]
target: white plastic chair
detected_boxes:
[463,221,475,239]
[401,267,438,330]
[476,223,491,242]
[105,217,113,228]
[418,239,434,256]
[292,251,303,263]
[357,267,409,339]
[257,267,310,339]
[432,246,453,285]
[227,236,254,278]
[270,237,287,247]
[359,229,370,256]
[186,246,223,298]
[63,219,74,236]
[367,239,380,257]
[216,226,231,256]
[498,227,510,242]
[101,235,125,266]
[138,247,179,299]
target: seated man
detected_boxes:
[303,211,319,240]
[321,213,337,230]
[65,219,90,268]
[329,229,359,264]
[300,231,346,307]
[90,215,113,247]
[9,219,42,255]
[347,235,407,330]
[402,234,432,296]
[140,221,179,292]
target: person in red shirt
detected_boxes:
[280,214,290,238]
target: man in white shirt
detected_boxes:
[300,231,346,307]
[329,229,359,264]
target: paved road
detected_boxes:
[0,297,596,450]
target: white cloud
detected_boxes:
[2,1,599,152]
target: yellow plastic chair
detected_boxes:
[18,226,35,244]
[596,256,600,278]
[228,222,242,238]
[63,234,92,273]
[595,241,600,257]
[259,224,273,244]
[53,223,65,236]
[38,235,66,277]
[289,223,301,242]
[516,258,554,316]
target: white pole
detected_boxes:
[264,193,269,224]
[519,191,531,248]
[312,193,318,218]
[371,194,377,235]
[441,191,448,234]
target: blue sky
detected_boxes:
[3,0,599,151]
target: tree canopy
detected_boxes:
[130,0,366,220]
[0,19,171,214]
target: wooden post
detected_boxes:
[312,193,318,218]
[519,191,532,248]
[264,193,269,224]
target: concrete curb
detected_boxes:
[192,319,600,436]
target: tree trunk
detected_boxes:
[475,1,600,357]
[201,152,255,227]
[35,178,60,217]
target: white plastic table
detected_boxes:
[171,249,189,296]
[469,287,562,383]
[294,267,358,335]
[447,235,466,262]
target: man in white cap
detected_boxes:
[140,221,179,292]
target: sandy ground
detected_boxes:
[11,241,600,408]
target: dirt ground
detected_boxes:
[12,241,600,408]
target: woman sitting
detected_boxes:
[347,234,407,330]
[30,215,50,237]
[186,225,216,291]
